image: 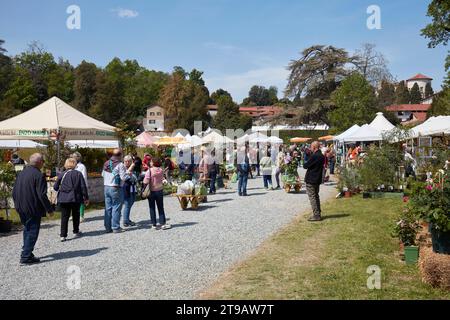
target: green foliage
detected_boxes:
[395,81,411,104]
[337,166,360,192]
[330,73,378,132]
[243,85,278,106]
[421,0,450,48]
[408,171,450,232]
[209,89,232,104]
[424,82,434,99]
[213,95,251,131]
[409,83,422,104]
[37,140,72,172]
[391,209,420,246]
[115,121,137,156]
[377,79,396,108]
[428,87,450,117]
[73,60,98,112]
[73,147,107,173]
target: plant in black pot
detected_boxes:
[0,163,16,233]
[409,170,450,254]
[392,209,421,264]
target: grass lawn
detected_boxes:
[199,195,450,300]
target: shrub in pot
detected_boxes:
[337,166,360,196]
[408,170,450,254]
[392,209,421,264]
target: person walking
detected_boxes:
[260,151,274,190]
[122,155,137,227]
[12,153,54,265]
[71,152,88,223]
[143,157,171,230]
[274,147,285,189]
[54,158,89,242]
[303,141,325,222]
[207,150,218,194]
[102,149,129,234]
[237,148,250,196]
[327,148,336,175]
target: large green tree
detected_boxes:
[424,82,434,99]
[421,0,450,48]
[209,88,232,104]
[428,87,450,116]
[243,85,273,106]
[395,81,411,104]
[329,73,378,132]
[284,45,351,125]
[47,58,75,102]
[73,60,99,113]
[410,83,422,104]
[213,95,247,132]
[377,79,396,108]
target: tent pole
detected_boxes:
[57,129,61,173]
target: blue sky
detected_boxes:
[0,0,448,102]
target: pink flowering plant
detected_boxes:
[408,170,450,232]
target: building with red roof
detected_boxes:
[385,104,431,124]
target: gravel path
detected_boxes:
[0,170,336,300]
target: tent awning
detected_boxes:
[343,124,382,142]
[0,97,117,140]
[410,116,450,138]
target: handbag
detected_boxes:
[141,169,152,199]
[53,169,72,205]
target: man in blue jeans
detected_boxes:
[237,148,250,196]
[12,153,54,265]
[102,149,130,233]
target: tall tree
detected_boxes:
[213,95,242,131]
[395,81,410,104]
[159,70,187,132]
[268,86,279,104]
[329,73,378,132]
[284,45,351,125]
[421,0,450,48]
[377,79,396,108]
[73,60,99,113]
[47,58,75,102]
[14,42,57,103]
[0,39,13,99]
[428,87,450,116]
[410,83,422,104]
[209,88,232,104]
[424,82,434,99]
[244,85,272,106]
[352,43,392,87]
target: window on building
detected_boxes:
[148,120,156,124]
[157,112,162,116]
[149,112,155,116]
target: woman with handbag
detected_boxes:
[54,158,89,242]
[143,157,171,230]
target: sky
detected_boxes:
[0,0,448,102]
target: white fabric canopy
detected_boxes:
[267,136,283,144]
[66,140,119,149]
[178,134,205,149]
[0,97,116,140]
[0,140,46,149]
[410,116,450,138]
[343,124,382,142]
[202,131,233,144]
[333,124,361,142]
[370,112,395,133]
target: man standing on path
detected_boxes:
[12,153,54,265]
[102,148,129,233]
[303,141,325,222]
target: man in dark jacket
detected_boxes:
[303,141,325,221]
[12,153,54,265]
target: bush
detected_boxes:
[337,166,360,192]
[392,208,420,246]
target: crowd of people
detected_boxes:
[11,140,334,265]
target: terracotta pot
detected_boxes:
[344,191,352,198]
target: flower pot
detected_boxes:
[344,191,352,198]
[430,226,450,255]
[0,219,12,233]
[404,246,419,265]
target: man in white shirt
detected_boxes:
[102,149,129,233]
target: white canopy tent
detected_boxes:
[0,140,46,149]
[343,124,383,143]
[333,124,361,143]
[410,116,450,138]
[201,131,234,145]
[0,97,117,141]
[370,112,395,133]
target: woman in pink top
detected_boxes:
[143,158,170,230]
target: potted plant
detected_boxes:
[408,170,450,254]
[392,209,421,264]
[337,166,360,197]
[0,163,17,233]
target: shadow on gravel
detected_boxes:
[321,213,350,220]
[244,192,266,197]
[208,198,233,203]
[82,215,104,223]
[41,223,58,230]
[40,247,108,262]
[171,222,198,229]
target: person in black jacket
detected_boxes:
[54,158,89,242]
[303,141,325,222]
[12,153,54,265]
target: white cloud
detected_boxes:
[112,8,139,18]
[204,67,289,103]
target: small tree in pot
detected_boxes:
[0,163,16,233]
[392,208,421,264]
